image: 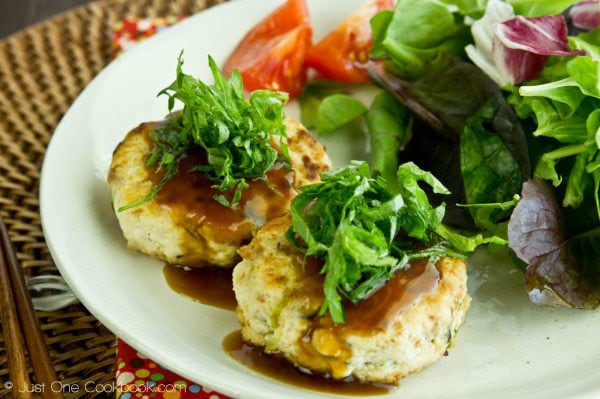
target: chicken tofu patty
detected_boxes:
[233,216,471,384]
[108,117,330,267]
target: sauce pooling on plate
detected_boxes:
[222,330,396,396]
[163,265,236,310]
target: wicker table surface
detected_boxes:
[0,0,225,397]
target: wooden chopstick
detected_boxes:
[0,216,63,399]
[0,230,31,399]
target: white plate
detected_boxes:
[40,1,600,398]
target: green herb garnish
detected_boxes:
[287,160,502,323]
[118,53,290,211]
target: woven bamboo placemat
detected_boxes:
[0,0,225,397]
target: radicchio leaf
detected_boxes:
[466,0,585,85]
[465,0,515,86]
[493,15,586,84]
[492,43,550,85]
[508,178,600,308]
[496,15,578,55]
[569,0,600,31]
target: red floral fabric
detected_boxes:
[115,340,230,399]
[111,17,186,59]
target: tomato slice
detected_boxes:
[304,0,394,83]
[223,0,312,98]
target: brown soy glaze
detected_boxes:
[320,259,440,334]
[294,258,440,379]
[223,330,396,396]
[293,257,440,336]
[163,264,236,310]
[149,144,296,244]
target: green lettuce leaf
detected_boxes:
[569,28,600,60]
[460,100,522,228]
[298,80,364,129]
[567,56,600,98]
[365,91,410,186]
[510,94,598,143]
[439,0,579,18]
[372,0,471,80]
[563,151,592,208]
[439,0,488,18]
[370,10,394,60]
[508,0,580,17]
[518,78,585,119]
[317,94,367,135]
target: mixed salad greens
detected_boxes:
[365,0,600,308]
[289,0,600,309]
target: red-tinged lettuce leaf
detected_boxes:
[497,15,578,55]
[493,15,585,84]
[465,0,515,87]
[492,45,549,85]
[369,58,530,228]
[508,178,600,308]
[569,1,600,30]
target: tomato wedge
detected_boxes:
[304,0,394,83]
[223,0,312,98]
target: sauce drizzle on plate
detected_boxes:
[163,265,236,311]
[223,330,396,396]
